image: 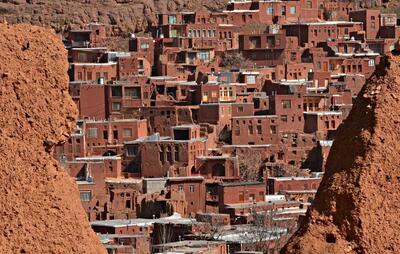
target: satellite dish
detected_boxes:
[130,33,136,39]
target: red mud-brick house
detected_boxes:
[69,81,107,120]
[231,115,279,145]
[195,154,240,180]
[70,61,118,82]
[64,156,123,221]
[263,80,307,133]
[105,178,143,219]
[127,105,197,137]
[322,0,356,21]
[303,111,343,139]
[55,118,148,161]
[100,234,151,254]
[123,126,207,178]
[284,21,364,47]
[166,176,206,216]
[129,36,155,66]
[266,173,323,202]
[67,23,107,48]
[91,214,196,235]
[217,182,266,214]
[153,240,227,254]
[105,77,151,118]
[239,31,289,67]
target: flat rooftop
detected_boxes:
[75,156,121,161]
[303,111,342,116]
[91,213,195,228]
[268,175,322,181]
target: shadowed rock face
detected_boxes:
[0,24,106,254]
[281,55,400,254]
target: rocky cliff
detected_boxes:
[281,54,400,253]
[0,0,228,35]
[0,24,106,253]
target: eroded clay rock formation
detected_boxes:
[0,24,106,253]
[282,55,400,254]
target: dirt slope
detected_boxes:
[0,24,106,253]
[281,54,400,254]
[0,0,228,34]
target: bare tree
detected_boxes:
[270,163,310,177]
[153,222,174,249]
[220,52,253,69]
[241,209,297,253]
[238,152,264,181]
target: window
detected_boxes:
[239,191,244,201]
[112,102,121,111]
[282,100,292,109]
[111,87,122,97]
[246,75,256,84]
[290,52,296,61]
[171,29,179,38]
[290,6,296,14]
[256,125,262,134]
[141,42,150,49]
[175,145,179,161]
[87,128,98,138]
[77,72,83,80]
[123,128,132,138]
[80,191,91,201]
[211,91,217,98]
[77,52,86,62]
[178,185,183,191]
[271,125,277,134]
[87,71,92,80]
[306,0,312,8]
[159,147,165,163]
[125,87,140,99]
[168,15,176,24]
[368,59,375,66]
[189,185,195,192]
[126,146,138,156]
[198,51,210,62]
[281,115,288,122]
[267,6,274,15]
[238,106,244,113]
[125,200,131,209]
[325,121,329,128]
[248,125,254,135]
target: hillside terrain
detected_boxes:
[0,0,228,35]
